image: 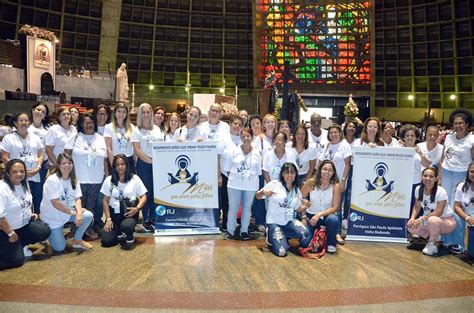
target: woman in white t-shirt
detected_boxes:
[174,106,205,142]
[301,160,341,253]
[353,117,385,147]
[256,163,311,257]
[100,154,147,249]
[222,128,262,240]
[400,124,423,213]
[263,132,297,183]
[45,106,77,168]
[454,162,474,258]
[164,112,181,142]
[132,103,164,232]
[153,106,166,131]
[0,159,50,270]
[40,153,93,252]
[417,125,443,171]
[439,109,473,251]
[104,102,135,171]
[381,122,400,147]
[93,104,110,136]
[29,102,50,184]
[407,167,456,256]
[287,124,316,184]
[64,113,108,239]
[2,112,44,214]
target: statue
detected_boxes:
[116,63,129,102]
[263,69,278,113]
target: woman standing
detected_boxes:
[400,124,423,210]
[301,160,341,253]
[40,153,93,253]
[93,104,110,136]
[29,102,50,184]
[64,113,108,238]
[417,125,443,170]
[381,122,400,147]
[222,128,262,240]
[45,106,77,168]
[288,124,316,184]
[2,112,44,214]
[69,107,80,127]
[132,103,164,232]
[278,120,292,143]
[164,112,181,142]
[454,162,474,258]
[104,103,134,170]
[100,154,147,250]
[439,109,473,252]
[256,163,311,257]
[174,106,205,142]
[0,159,51,270]
[354,117,384,147]
[153,106,166,131]
[262,132,297,184]
[407,167,456,256]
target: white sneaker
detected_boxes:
[257,225,266,232]
[422,241,438,256]
[327,245,336,253]
[341,219,348,230]
[23,246,33,257]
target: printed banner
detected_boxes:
[152,141,220,235]
[346,147,415,243]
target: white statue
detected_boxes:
[116,63,129,102]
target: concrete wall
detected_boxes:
[55,76,115,101]
[0,66,24,92]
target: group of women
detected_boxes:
[0,102,473,270]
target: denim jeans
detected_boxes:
[218,174,229,229]
[136,159,154,223]
[251,175,266,226]
[28,181,42,214]
[441,168,466,248]
[306,212,338,247]
[227,187,256,235]
[468,226,474,259]
[267,221,311,257]
[48,210,93,252]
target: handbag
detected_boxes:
[299,226,327,258]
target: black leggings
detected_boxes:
[0,221,51,271]
[101,212,138,247]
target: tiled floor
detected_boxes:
[0,235,473,312]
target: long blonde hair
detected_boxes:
[112,102,132,138]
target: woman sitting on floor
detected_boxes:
[256,162,311,257]
[407,167,457,256]
[300,160,341,254]
[40,153,94,253]
[100,154,147,250]
[0,159,51,270]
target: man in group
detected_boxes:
[308,113,328,159]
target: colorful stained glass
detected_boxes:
[256,0,371,87]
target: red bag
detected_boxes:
[299,226,327,258]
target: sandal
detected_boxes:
[336,234,345,245]
[72,241,93,251]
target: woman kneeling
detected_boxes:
[256,163,311,257]
[407,167,457,256]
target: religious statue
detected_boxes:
[116,63,129,102]
[263,69,278,113]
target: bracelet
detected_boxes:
[465,216,471,222]
[8,231,16,237]
[106,217,112,221]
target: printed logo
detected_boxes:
[167,155,199,186]
[365,162,394,193]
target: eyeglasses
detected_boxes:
[367,125,378,129]
[320,168,334,173]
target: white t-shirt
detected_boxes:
[41,175,82,229]
[252,135,273,158]
[45,124,77,164]
[65,133,107,184]
[417,142,444,170]
[384,137,400,147]
[28,124,48,162]
[412,152,422,184]
[0,181,32,230]
[308,185,334,215]
[200,121,230,141]
[442,133,474,172]
[262,148,297,182]
[98,125,106,136]
[164,132,176,142]
[2,132,44,182]
[223,146,262,191]
[173,125,206,142]
[286,142,317,176]
[415,185,453,218]
[353,138,385,147]
[318,141,352,180]
[454,183,474,216]
[103,123,134,157]
[264,180,302,225]
[131,126,165,158]
[308,128,328,159]
[218,134,240,175]
[100,175,147,214]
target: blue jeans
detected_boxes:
[468,226,474,259]
[441,168,466,248]
[251,175,266,226]
[227,188,256,235]
[306,212,338,247]
[48,210,93,252]
[28,181,42,214]
[136,159,154,223]
[267,221,311,257]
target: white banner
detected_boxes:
[347,147,415,243]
